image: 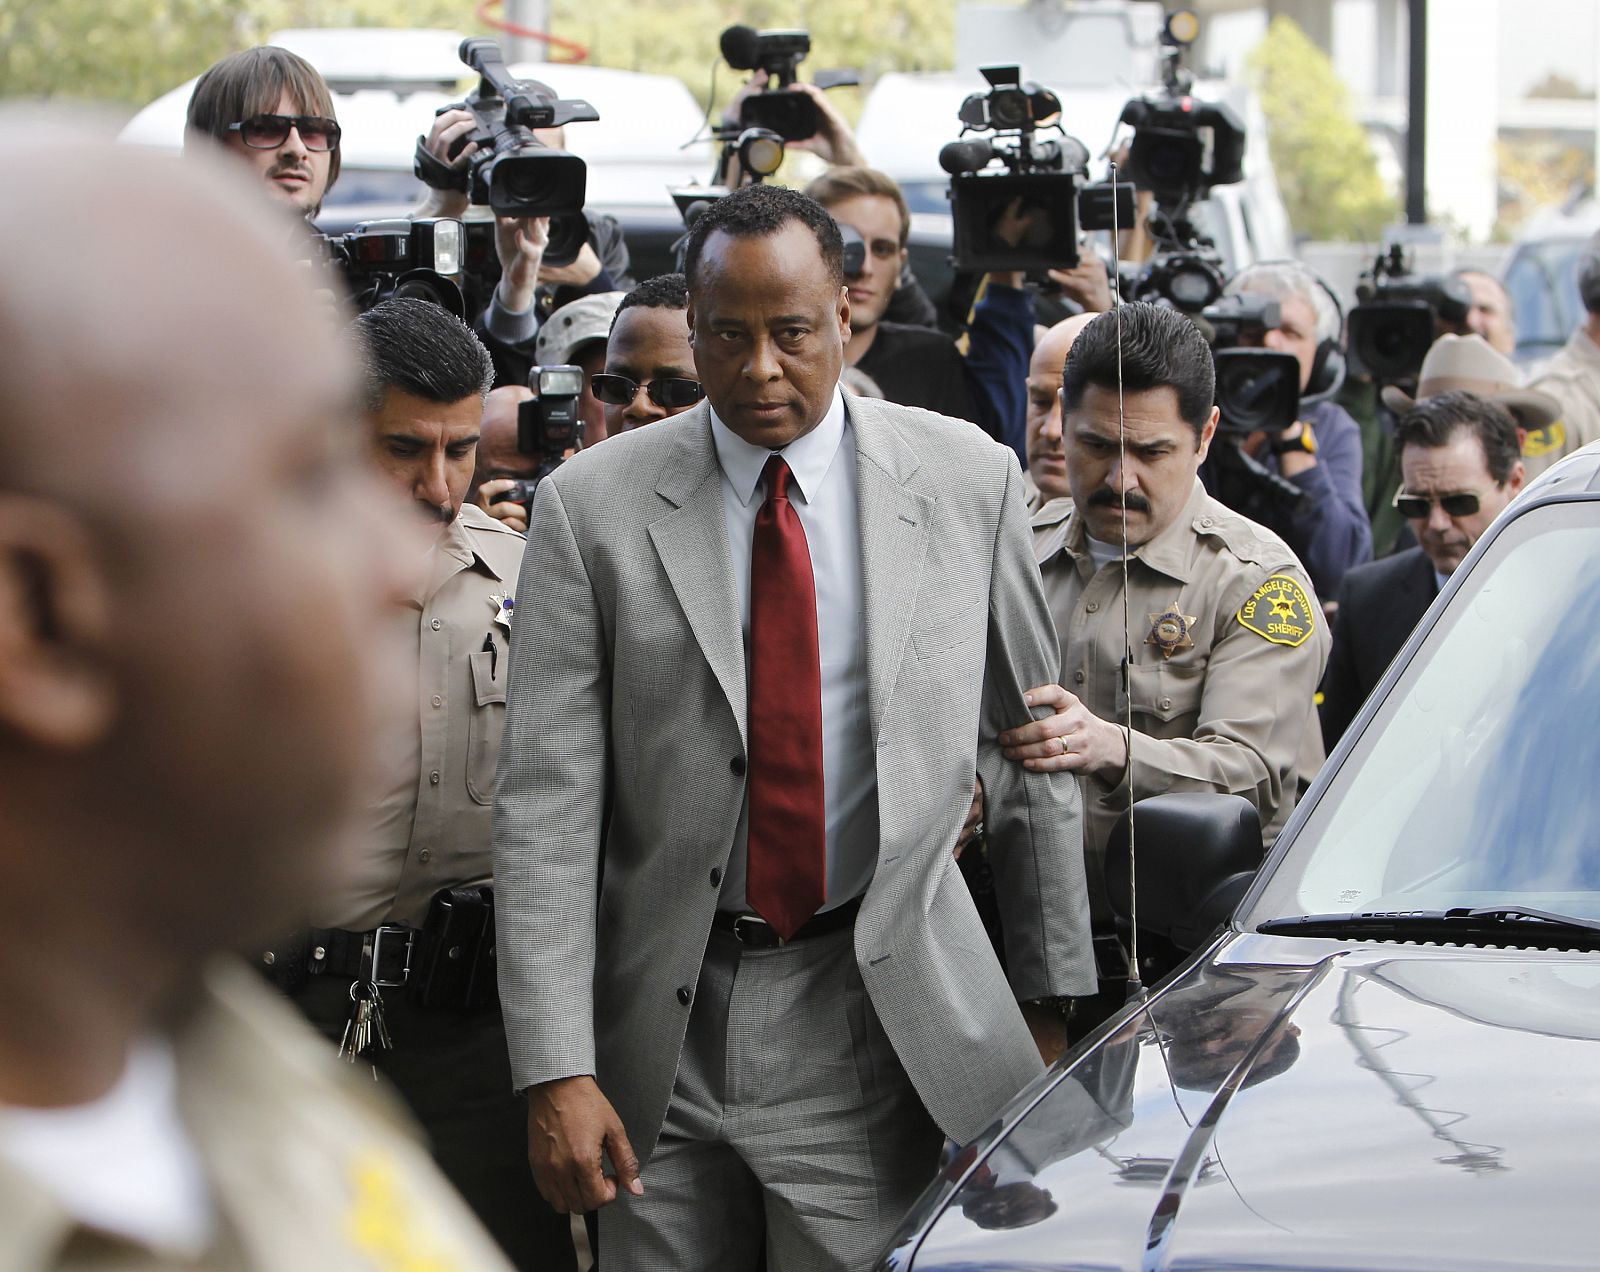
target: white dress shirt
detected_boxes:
[709,389,879,913]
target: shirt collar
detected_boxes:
[709,388,847,507]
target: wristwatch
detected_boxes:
[1271,422,1317,456]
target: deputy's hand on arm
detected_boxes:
[494,215,550,316]
[954,776,985,859]
[999,683,1128,779]
[414,108,477,219]
[474,480,530,534]
[1047,254,1113,314]
[526,1075,643,1214]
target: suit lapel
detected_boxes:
[646,406,748,744]
[851,398,932,743]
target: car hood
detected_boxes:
[895,935,1600,1271]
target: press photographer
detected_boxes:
[414,38,634,385]
[1205,261,1372,599]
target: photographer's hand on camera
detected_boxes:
[1047,255,1114,315]
[536,239,604,290]
[474,479,532,533]
[414,108,476,219]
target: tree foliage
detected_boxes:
[0,0,954,117]
[1246,14,1397,242]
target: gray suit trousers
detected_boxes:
[599,926,943,1271]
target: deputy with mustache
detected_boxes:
[998,305,1329,1046]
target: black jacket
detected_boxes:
[1320,546,1437,749]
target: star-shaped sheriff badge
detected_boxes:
[1146,601,1197,659]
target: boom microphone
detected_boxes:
[939,138,995,175]
[720,25,761,70]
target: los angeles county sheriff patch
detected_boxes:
[1523,421,1567,459]
[1238,575,1315,647]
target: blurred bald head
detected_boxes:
[0,121,411,972]
[1026,312,1096,503]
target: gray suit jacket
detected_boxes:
[493,394,1094,1153]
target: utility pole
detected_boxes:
[503,0,550,64]
[1405,0,1426,225]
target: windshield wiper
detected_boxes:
[1257,906,1600,944]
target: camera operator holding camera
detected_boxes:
[1210,262,1372,599]
[412,47,634,388]
[257,298,577,1271]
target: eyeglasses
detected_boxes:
[589,373,705,409]
[1391,487,1490,519]
[227,114,341,152]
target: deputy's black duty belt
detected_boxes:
[712,895,862,949]
[306,925,416,987]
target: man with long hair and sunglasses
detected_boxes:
[185,46,341,219]
[1321,389,1526,747]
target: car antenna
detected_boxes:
[1109,159,1145,1006]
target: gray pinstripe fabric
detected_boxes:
[492,395,1096,1169]
[599,927,942,1270]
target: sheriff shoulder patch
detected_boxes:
[1238,575,1315,647]
[1522,421,1567,459]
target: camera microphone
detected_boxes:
[720,25,761,70]
[939,138,995,175]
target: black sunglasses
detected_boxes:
[590,373,704,409]
[228,113,341,152]
[1391,487,1486,519]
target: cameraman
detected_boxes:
[806,165,1034,453]
[185,46,341,220]
[416,112,634,386]
[1214,262,1372,598]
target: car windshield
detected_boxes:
[1246,499,1600,928]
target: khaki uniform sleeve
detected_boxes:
[1093,563,1330,823]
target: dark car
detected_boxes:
[879,447,1600,1271]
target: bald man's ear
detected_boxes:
[0,497,116,750]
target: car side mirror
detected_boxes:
[1104,793,1265,953]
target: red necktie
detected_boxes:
[745,455,827,940]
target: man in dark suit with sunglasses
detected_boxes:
[1321,391,1526,748]
[185,47,341,219]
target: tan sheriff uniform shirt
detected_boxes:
[1525,327,1600,478]
[0,960,513,1271]
[318,504,526,931]
[1033,480,1329,923]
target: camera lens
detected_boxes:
[989,89,1028,130]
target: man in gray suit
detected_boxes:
[493,184,1095,1270]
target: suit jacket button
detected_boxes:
[677,986,692,1006]
[710,867,722,887]
[730,755,746,776]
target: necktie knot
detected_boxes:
[762,455,793,506]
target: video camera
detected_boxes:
[721,25,818,142]
[939,64,1133,274]
[318,217,466,316]
[420,38,600,267]
[1202,295,1301,437]
[1196,292,1312,522]
[1122,12,1247,313]
[1347,244,1473,385]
